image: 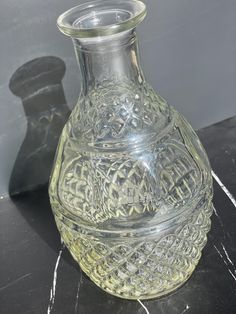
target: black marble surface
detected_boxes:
[1,116,236,314]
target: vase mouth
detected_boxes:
[57,0,146,38]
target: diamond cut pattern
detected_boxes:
[76,81,170,142]
[60,206,213,299]
[49,79,214,299]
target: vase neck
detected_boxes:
[73,30,145,95]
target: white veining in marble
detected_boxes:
[221,243,234,267]
[137,299,150,314]
[214,245,236,281]
[47,245,64,314]
[228,269,236,282]
[211,170,236,207]
[211,169,236,283]
[181,304,190,314]
[74,270,82,314]
[0,273,32,292]
[213,207,224,227]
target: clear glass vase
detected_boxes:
[49,0,213,300]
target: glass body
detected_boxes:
[49,0,213,300]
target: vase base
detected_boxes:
[87,268,195,300]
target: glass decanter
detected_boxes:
[49,0,213,300]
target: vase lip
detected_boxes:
[57,0,146,39]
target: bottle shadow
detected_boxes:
[8,56,71,258]
[9,56,70,195]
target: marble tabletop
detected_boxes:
[1,116,236,314]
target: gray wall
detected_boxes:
[0,0,236,196]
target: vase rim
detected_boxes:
[57,0,146,38]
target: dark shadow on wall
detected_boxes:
[7,56,73,262]
[8,56,70,196]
